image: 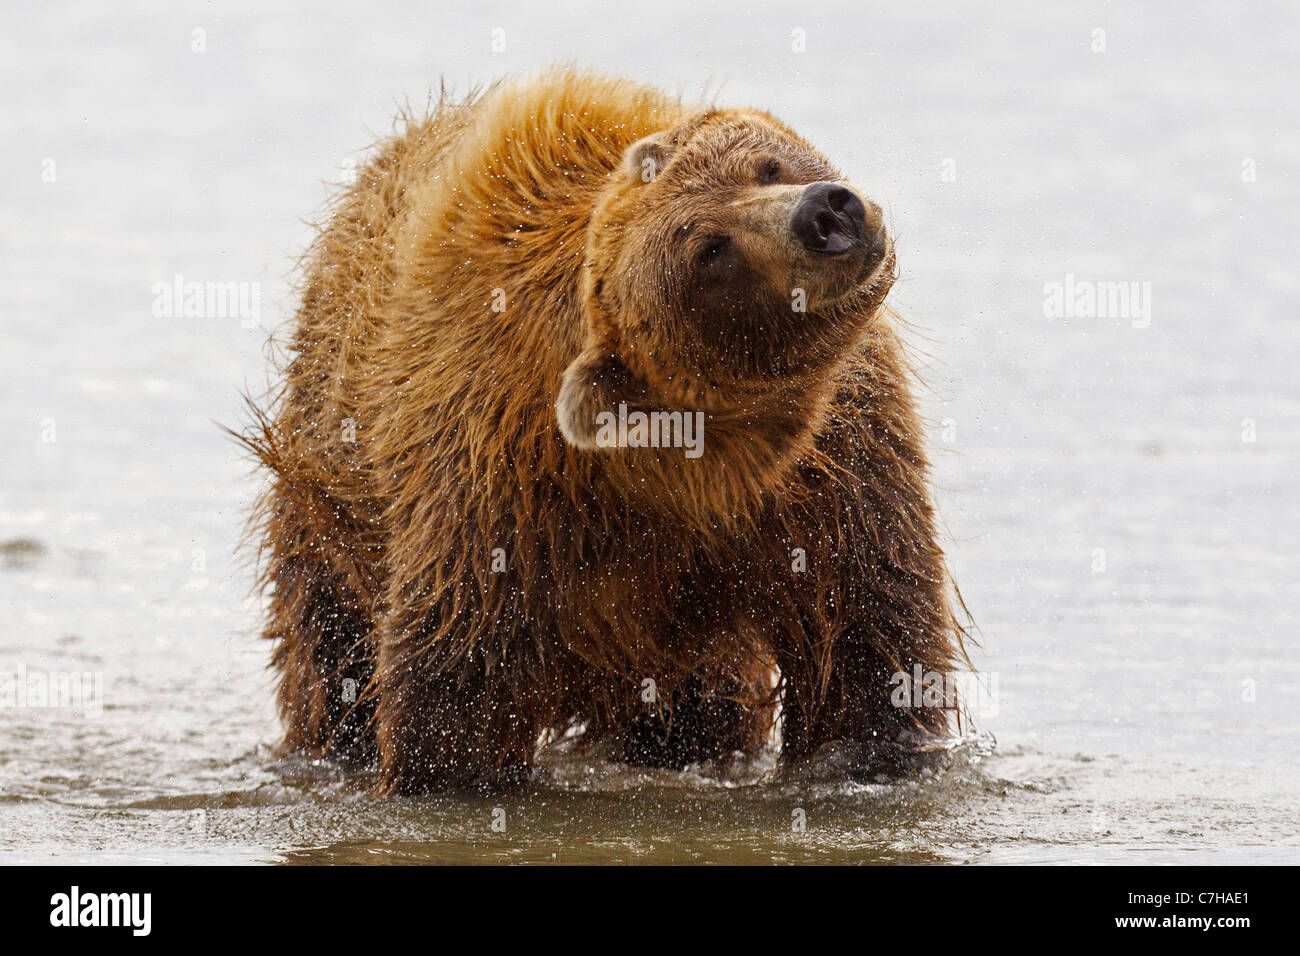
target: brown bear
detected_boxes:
[240,68,968,794]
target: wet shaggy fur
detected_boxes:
[240,69,968,794]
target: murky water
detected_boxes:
[2,0,1298,863]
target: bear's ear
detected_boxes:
[623,132,678,184]
[556,346,645,450]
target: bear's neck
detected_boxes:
[590,364,843,534]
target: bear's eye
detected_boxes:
[756,158,783,184]
[694,235,731,268]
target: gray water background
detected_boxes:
[1,0,1297,863]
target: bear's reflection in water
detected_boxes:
[246,733,1002,865]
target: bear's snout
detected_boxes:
[789,181,872,255]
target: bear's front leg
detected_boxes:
[768,358,969,775]
[371,618,543,795]
[775,566,965,776]
[614,670,774,769]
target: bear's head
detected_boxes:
[557,107,896,456]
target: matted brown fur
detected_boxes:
[239,68,969,794]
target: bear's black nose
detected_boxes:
[790,182,868,254]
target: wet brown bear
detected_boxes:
[242,69,967,794]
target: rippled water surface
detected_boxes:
[2,0,1298,863]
